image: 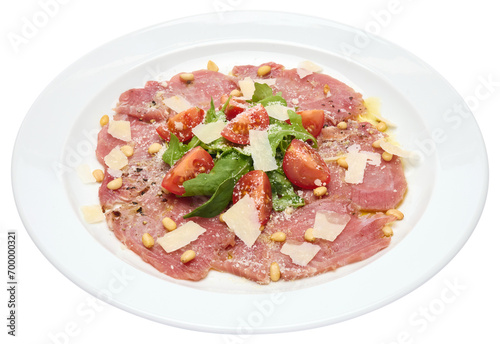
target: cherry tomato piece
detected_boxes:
[161,146,214,195]
[220,94,248,120]
[221,104,269,145]
[282,139,330,189]
[232,170,273,225]
[296,109,325,137]
[165,107,205,142]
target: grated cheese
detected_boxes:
[157,221,206,253]
[280,242,321,266]
[221,194,262,247]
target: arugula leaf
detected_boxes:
[204,98,227,124]
[267,110,318,156]
[267,169,305,211]
[183,178,236,219]
[251,83,287,107]
[162,134,201,166]
[182,150,252,197]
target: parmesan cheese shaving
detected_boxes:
[296,68,313,79]
[104,147,128,170]
[80,205,105,224]
[298,61,323,73]
[156,221,206,253]
[280,242,321,266]
[312,212,351,241]
[192,121,226,144]
[221,194,261,247]
[108,120,132,142]
[344,144,382,184]
[264,104,292,121]
[238,77,255,100]
[76,164,95,184]
[253,78,276,86]
[380,139,412,158]
[162,95,192,113]
[249,130,278,172]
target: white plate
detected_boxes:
[12,11,488,333]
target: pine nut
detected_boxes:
[229,89,242,97]
[270,262,281,282]
[376,121,388,132]
[207,60,219,72]
[92,169,104,183]
[162,217,177,231]
[313,186,328,197]
[382,225,393,237]
[382,151,393,162]
[372,139,382,149]
[181,250,196,263]
[304,228,315,242]
[323,84,330,95]
[180,73,195,82]
[148,142,162,155]
[337,157,348,168]
[120,145,134,157]
[142,233,155,248]
[257,65,271,77]
[100,115,109,127]
[270,232,286,242]
[107,177,122,190]
[337,121,347,130]
[386,209,404,220]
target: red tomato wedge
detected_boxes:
[161,147,214,195]
[283,139,331,189]
[232,170,273,225]
[221,104,269,145]
[296,109,325,137]
[220,94,248,120]
[157,107,205,143]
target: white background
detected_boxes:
[1,0,498,343]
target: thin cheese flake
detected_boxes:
[264,103,292,121]
[104,147,128,170]
[156,221,206,253]
[344,144,381,184]
[163,95,192,113]
[192,121,226,144]
[296,68,313,79]
[280,242,321,266]
[76,164,95,183]
[253,78,276,86]
[108,120,132,142]
[298,61,323,73]
[312,212,351,241]
[239,77,255,100]
[380,139,412,158]
[81,205,105,224]
[249,130,278,172]
[221,194,261,247]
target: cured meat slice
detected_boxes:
[300,122,408,211]
[115,70,238,122]
[214,199,393,284]
[232,62,366,124]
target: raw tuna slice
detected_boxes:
[231,62,366,124]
